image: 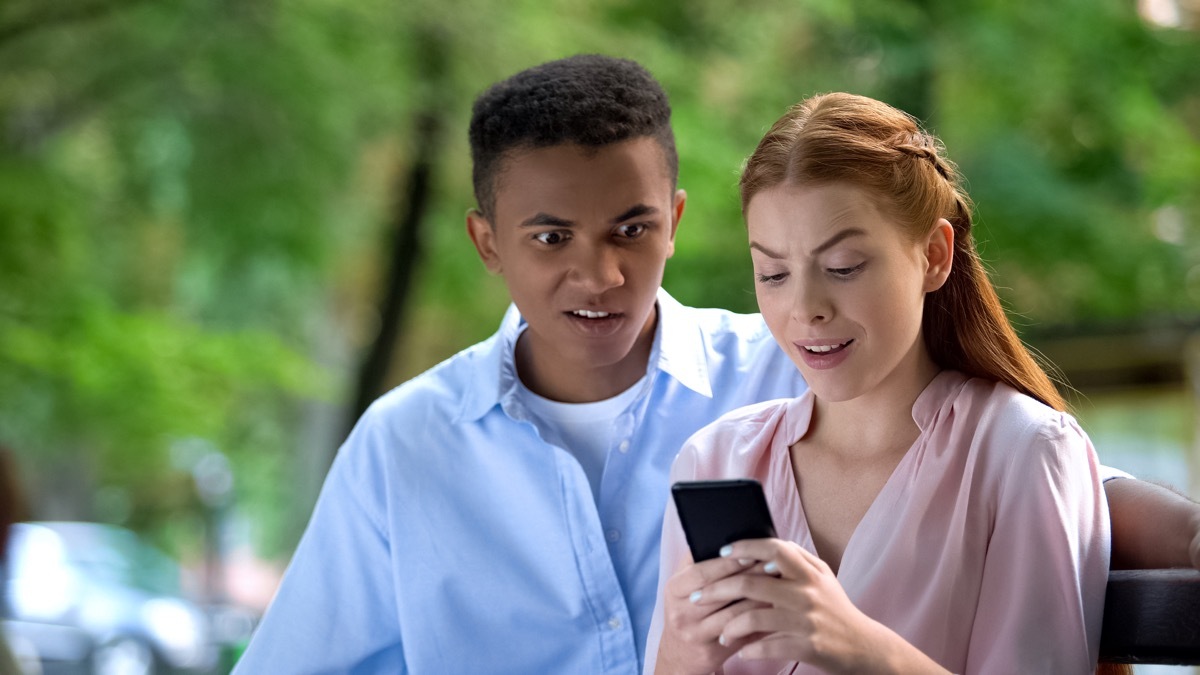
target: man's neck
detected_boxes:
[514,315,657,403]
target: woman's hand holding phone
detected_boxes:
[703,539,950,675]
[661,480,927,673]
[656,479,781,673]
[701,538,871,672]
[654,550,773,675]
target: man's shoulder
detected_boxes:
[332,334,506,480]
[669,302,781,357]
[676,302,769,335]
[361,334,499,427]
[666,301,803,401]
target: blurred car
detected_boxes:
[3,521,218,675]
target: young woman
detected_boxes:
[645,93,1109,674]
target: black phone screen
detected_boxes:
[670,479,777,562]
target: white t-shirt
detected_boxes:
[518,375,649,504]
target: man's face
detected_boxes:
[468,137,685,402]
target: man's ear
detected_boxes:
[466,209,503,274]
[666,189,686,259]
[922,218,954,293]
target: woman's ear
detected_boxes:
[466,209,503,274]
[923,218,954,292]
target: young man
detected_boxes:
[235,55,1200,674]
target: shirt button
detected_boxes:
[608,616,623,630]
[607,529,621,542]
[618,440,630,453]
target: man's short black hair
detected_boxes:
[469,54,678,219]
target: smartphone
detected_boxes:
[671,479,777,562]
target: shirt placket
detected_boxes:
[565,418,640,674]
[594,402,648,672]
[503,391,641,674]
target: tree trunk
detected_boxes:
[341,29,449,452]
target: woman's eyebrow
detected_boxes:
[749,227,867,260]
[749,241,785,259]
[811,227,866,255]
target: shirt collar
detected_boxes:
[456,288,714,423]
[653,288,714,399]
[781,369,968,441]
[911,369,969,431]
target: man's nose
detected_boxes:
[573,244,624,293]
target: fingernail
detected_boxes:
[719,545,733,557]
[718,634,727,646]
[737,558,751,566]
[764,561,778,574]
[689,590,702,603]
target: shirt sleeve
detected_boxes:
[234,411,407,674]
[964,414,1110,674]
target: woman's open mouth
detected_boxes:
[795,339,854,369]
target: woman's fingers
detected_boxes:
[720,538,829,579]
[662,555,762,644]
[665,554,756,606]
[720,604,808,644]
[698,572,800,612]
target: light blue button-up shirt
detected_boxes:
[234,289,807,674]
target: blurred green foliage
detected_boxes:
[1,0,1197,559]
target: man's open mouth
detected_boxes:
[569,310,617,319]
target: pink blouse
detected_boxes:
[644,371,1109,674]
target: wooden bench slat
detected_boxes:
[1099,569,1200,664]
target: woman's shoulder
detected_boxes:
[689,397,796,451]
[953,375,1077,435]
[670,397,799,481]
[946,373,1091,472]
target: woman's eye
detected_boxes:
[534,231,568,245]
[755,272,788,285]
[829,262,866,278]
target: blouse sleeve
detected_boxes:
[642,443,701,675]
[964,414,1110,674]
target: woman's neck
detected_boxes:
[806,348,942,459]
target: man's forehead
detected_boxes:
[491,139,674,223]
[498,137,670,176]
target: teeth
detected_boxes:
[803,342,848,353]
[572,310,611,319]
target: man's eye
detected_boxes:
[618,223,647,238]
[534,231,568,245]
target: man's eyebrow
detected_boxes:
[519,213,574,228]
[518,204,659,228]
[612,204,658,223]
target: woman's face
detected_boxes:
[746,182,952,404]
